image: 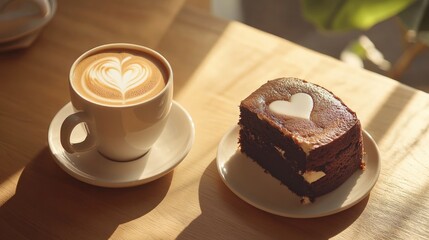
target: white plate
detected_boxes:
[216,125,380,218]
[48,101,195,188]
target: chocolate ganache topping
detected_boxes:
[240,77,358,154]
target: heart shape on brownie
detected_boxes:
[268,93,313,119]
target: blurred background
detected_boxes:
[188,0,429,93]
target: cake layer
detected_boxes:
[239,108,363,198]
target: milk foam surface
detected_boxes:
[72,50,167,106]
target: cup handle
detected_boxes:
[60,111,96,153]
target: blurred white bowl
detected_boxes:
[0,0,57,51]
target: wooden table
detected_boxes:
[1,1,429,239]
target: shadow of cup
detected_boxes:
[0,148,172,239]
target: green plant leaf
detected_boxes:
[301,0,415,31]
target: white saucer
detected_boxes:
[48,101,195,188]
[216,126,380,218]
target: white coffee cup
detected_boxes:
[60,43,173,161]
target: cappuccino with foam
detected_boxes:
[72,48,168,106]
[62,44,173,161]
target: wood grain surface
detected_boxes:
[0,1,428,239]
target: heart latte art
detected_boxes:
[73,51,167,106]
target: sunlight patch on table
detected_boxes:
[0,169,23,206]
